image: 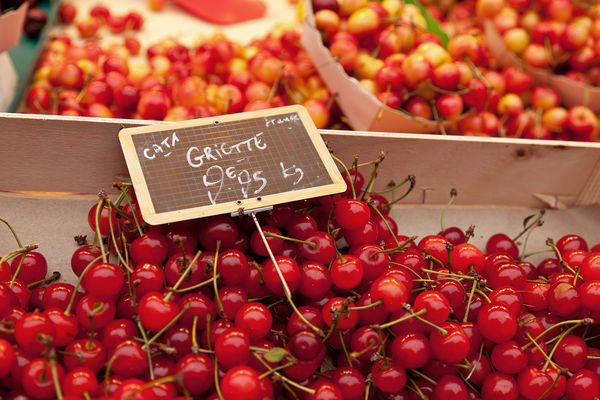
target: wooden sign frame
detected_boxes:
[119,105,346,225]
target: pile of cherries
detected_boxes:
[3,161,600,400]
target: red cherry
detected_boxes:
[370,275,409,313]
[130,231,169,266]
[0,337,15,378]
[250,225,283,257]
[334,199,370,230]
[44,307,78,347]
[429,322,470,363]
[330,367,366,400]
[482,372,518,400]
[71,245,102,277]
[220,365,261,400]
[198,215,239,251]
[322,297,358,330]
[63,338,106,373]
[414,290,451,325]
[14,312,56,356]
[21,358,65,399]
[517,365,566,400]
[234,302,272,341]
[75,295,116,330]
[298,261,332,299]
[108,339,148,378]
[299,231,337,265]
[451,243,485,274]
[486,233,519,259]
[101,318,137,352]
[63,367,98,397]
[10,251,48,285]
[391,332,430,369]
[218,249,250,286]
[164,253,206,289]
[331,255,364,290]
[566,369,600,400]
[371,359,407,393]
[433,374,467,400]
[176,353,214,395]
[289,330,325,362]
[82,262,124,300]
[477,304,517,343]
[138,292,179,332]
[87,203,117,236]
[262,256,301,296]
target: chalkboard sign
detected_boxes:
[119,105,346,225]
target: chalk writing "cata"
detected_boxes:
[143,132,180,160]
[186,132,267,168]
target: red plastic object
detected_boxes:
[173,0,266,25]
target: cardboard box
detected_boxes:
[2,112,600,283]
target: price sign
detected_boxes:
[119,105,346,225]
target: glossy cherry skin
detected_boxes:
[414,290,451,325]
[14,312,56,356]
[331,255,364,290]
[71,245,102,277]
[299,231,337,265]
[137,291,179,332]
[371,359,407,393]
[43,307,79,348]
[440,226,466,246]
[285,211,318,240]
[391,332,430,369]
[108,339,148,378]
[556,234,589,254]
[330,367,366,400]
[417,235,450,265]
[287,305,325,336]
[433,374,467,400]
[289,330,325,362]
[234,302,272,341]
[198,215,239,251]
[517,366,566,400]
[130,231,169,266]
[87,203,117,236]
[250,225,283,257]
[131,263,165,297]
[166,225,198,257]
[262,256,301,296]
[491,340,527,375]
[429,322,470,364]
[477,304,517,343]
[344,220,379,247]
[75,295,116,330]
[178,292,216,328]
[218,249,250,286]
[21,358,66,399]
[215,327,250,369]
[486,233,519,259]
[63,367,98,397]
[82,262,124,300]
[322,297,358,330]
[10,251,48,285]
[566,369,600,400]
[553,334,587,373]
[352,244,389,281]
[547,282,581,317]
[451,242,485,274]
[63,339,106,373]
[482,372,518,400]
[218,286,248,320]
[298,261,332,299]
[164,253,205,289]
[581,253,600,281]
[0,337,15,378]
[101,318,138,352]
[41,282,76,311]
[220,365,261,400]
[369,275,409,313]
[334,198,370,230]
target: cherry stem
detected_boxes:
[0,217,23,247]
[191,315,200,353]
[64,254,106,316]
[409,368,437,385]
[136,319,155,380]
[407,377,428,400]
[544,323,581,371]
[426,81,473,96]
[521,248,553,259]
[251,352,316,395]
[371,236,418,258]
[94,196,108,263]
[330,153,356,199]
[382,176,416,208]
[347,299,383,311]
[249,261,265,285]
[440,188,457,232]
[116,188,141,237]
[251,212,323,336]
[213,359,225,400]
[267,66,284,104]
[368,175,413,195]
[170,274,220,294]
[523,318,592,350]
[413,313,448,336]
[143,305,190,350]
[431,102,448,135]
[462,277,479,323]
[374,307,427,330]
[524,331,557,370]
[264,232,316,248]
[27,271,61,289]
[369,200,399,247]
[513,209,545,243]
[50,358,64,400]
[361,152,385,201]
[212,241,226,318]
[126,376,177,400]
[339,329,354,368]
[5,244,39,287]
[545,239,577,275]
[164,250,203,303]
[106,202,134,274]
[463,56,492,113]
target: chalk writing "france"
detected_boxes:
[265,113,300,127]
[143,132,179,160]
[186,132,267,168]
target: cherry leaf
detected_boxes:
[263,347,288,363]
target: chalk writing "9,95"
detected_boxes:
[202,161,305,205]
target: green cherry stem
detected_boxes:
[64,254,106,316]
[27,271,61,289]
[264,232,316,248]
[50,358,64,400]
[251,352,316,395]
[211,241,225,318]
[6,244,39,287]
[339,329,354,368]
[94,195,108,263]
[381,175,416,208]
[347,299,383,311]
[170,274,220,294]
[367,175,413,195]
[214,359,225,400]
[373,307,427,331]
[164,250,203,303]
[251,212,322,336]
[330,153,356,200]
[440,189,457,232]
[546,239,577,275]
[369,200,400,247]
[136,319,155,380]
[143,306,190,350]
[0,217,23,247]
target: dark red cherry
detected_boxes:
[299,231,337,265]
[130,231,169,266]
[87,203,117,236]
[262,256,301,296]
[82,262,124,300]
[10,251,47,285]
[198,215,239,251]
[486,233,518,259]
[14,312,56,356]
[439,226,466,246]
[131,263,165,297]
[71,245,102,277]
[250,225,283,257]
[108,339,148,378]
[371,359,407,393]
[176,353,214,395]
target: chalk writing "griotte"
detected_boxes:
[186,132,267,168]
